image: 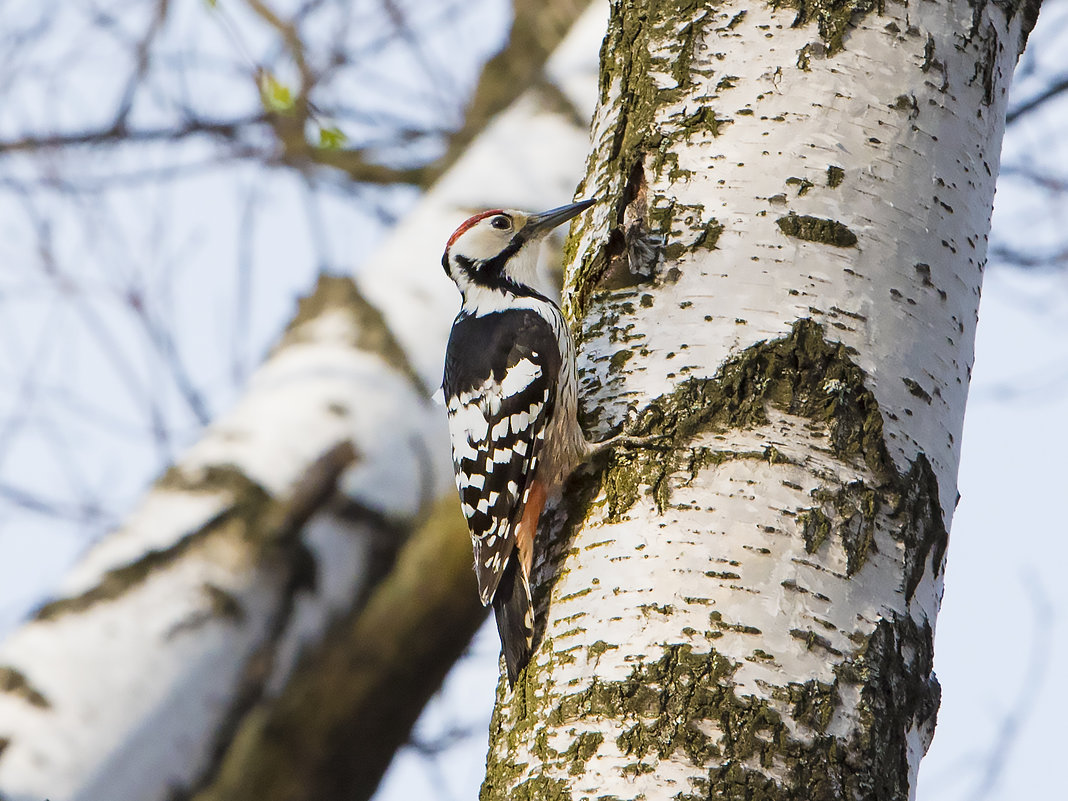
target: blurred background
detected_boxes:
[0,1,1064,798]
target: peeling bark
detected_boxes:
[482,1,1038,799]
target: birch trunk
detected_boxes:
[482,1,1041,799]
[0,3,605,799]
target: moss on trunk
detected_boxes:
[482,321,947,800]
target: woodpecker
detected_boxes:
[442,198,609,686]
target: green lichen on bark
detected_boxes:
[769,0,882,55]
[693,218,724,250]
[786,176,815,196]
[606,646,738,766]
[708,610,759,635]
[678,106,733,137]
[566,0,720,320]
[827,165,845,188]
[609,348,634,373]
[482,321,948,796]
[895,456,950,603]
[965,0,1042,62]
[833,616,941,795]
[598,319,890,521]
[780,679,838,733]
[798,507,832,553]
[639,603,675,616]
[593,319,947,600]
[486,629,938,801]
[809,481,880,575]
[567,0,888,319]
[509,777,572,801]
[801,456,947,598]
[890,93,919,118]
[594,0,715,166]
[562,732,605,775]
[481,660,558,799]
[903,377,933,403]
[587,640,618,660]
[791,627,843,657]
[777,213,858,247]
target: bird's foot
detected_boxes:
[587,431,664,459]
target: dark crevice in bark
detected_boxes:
[485,614,939,801]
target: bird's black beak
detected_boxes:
[524,199,596,237]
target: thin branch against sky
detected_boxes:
[0,0,510,610]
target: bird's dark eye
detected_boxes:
[490,215,511,230]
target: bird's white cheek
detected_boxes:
[455,228,508,262]
[501,246,543,290]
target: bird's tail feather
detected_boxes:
[492,551,534,687]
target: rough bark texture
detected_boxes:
[482,1,1039,799]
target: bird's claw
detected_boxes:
[588,431,665,458]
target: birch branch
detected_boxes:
[0,2,606,799]
[0,274,445,801]
[189,495,482,801]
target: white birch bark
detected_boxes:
[0,4,609,800]
[482,1,1040,799]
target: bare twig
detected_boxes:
[1006,75,1068,125]
[965,577,1054,801]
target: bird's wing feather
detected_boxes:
[443,309,560,604]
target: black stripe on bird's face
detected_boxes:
[451,242,554,301]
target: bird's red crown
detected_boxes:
[446,209,506,251]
